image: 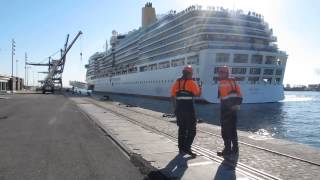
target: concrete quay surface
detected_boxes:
[70,95,320,180]
[70,96,250,180]
[0,93,144,180]
[1,92,320,180]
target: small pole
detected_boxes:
[37,73,39,87]
[11,39,15,93]
[26,67,28,87]
[33,71,35,87]
[26,67,31,87]
[25,53,27,89]
[48,57,51,72]
[16,59,18,78]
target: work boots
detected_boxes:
[179,149,197,158]
[184,149,197,158]
[217,148,232,157]
[217,141,232,157]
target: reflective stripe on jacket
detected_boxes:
[171,78,200,98]
[218,79,242,108]
[218,79,242,100]
[171,78,200,112]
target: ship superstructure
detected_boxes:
[86,3,288,103]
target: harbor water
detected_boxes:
[94,91,320,148]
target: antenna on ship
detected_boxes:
[105,40,108,53]
[233,0,236,11]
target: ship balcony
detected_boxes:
[207,41,278,51]
[270,36,277,42]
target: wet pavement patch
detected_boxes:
[0,116,8,120]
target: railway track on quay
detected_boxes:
[113,101,320,167]
[84,97,320,179]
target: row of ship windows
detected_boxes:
[138,43,279,66]
[216,53,284,65]
[117,9,270,51]
[91,50,198,74]
[140,56,198,72]
[213,76,282,84]
[119,24,267,53]
[88,55,199,78]
[140,34,269,57]
[104,39,277,71]
[143,13,266,44]
[214,67,283,75]
[139,42,275,64]
[107,76,281,86]
[88,56,284,79]
[140,25,270,49]
[110,78,200,85]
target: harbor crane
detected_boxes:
[27,31,82,94]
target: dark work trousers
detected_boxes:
[220,106,238,152]
[176,111,197,151]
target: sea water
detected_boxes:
[95,91,320,148]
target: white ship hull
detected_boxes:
[87,49,286,103]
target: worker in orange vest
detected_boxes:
[217,66,243,157]
[171,65,201,158]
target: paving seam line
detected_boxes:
[70,98,159,176]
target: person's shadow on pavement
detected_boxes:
[213,154,239,180]
[160,154,194,179]
[144,154,194,180]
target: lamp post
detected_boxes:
[16,59,19,78]
[26,66,31,87]
[25,53,27,89]
[32,71,35,87]
[11,39,16,93]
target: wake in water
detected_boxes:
[248,129,274,140]
[282,94,314,102]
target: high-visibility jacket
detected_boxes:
[171,78,201,112]
[218,78,242,106]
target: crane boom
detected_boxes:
[41,31,82,93]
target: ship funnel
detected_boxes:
[142,2,156,28]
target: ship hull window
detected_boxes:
[251,55,263,64]
[276,69,282,75]
[265,56,277,64]
[249,68,261,75]
[187,55,199,65]
[263,69,274,75]
[171,58,185,67]
[216,53,230,63]
[234,54,248,63]
[232,67,247,74]
[158,61,170,69]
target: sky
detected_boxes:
[0,0,320,86]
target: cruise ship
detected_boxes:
[85,3,288,103]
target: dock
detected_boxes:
[70,94,320,179]
[0,93,320,180]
